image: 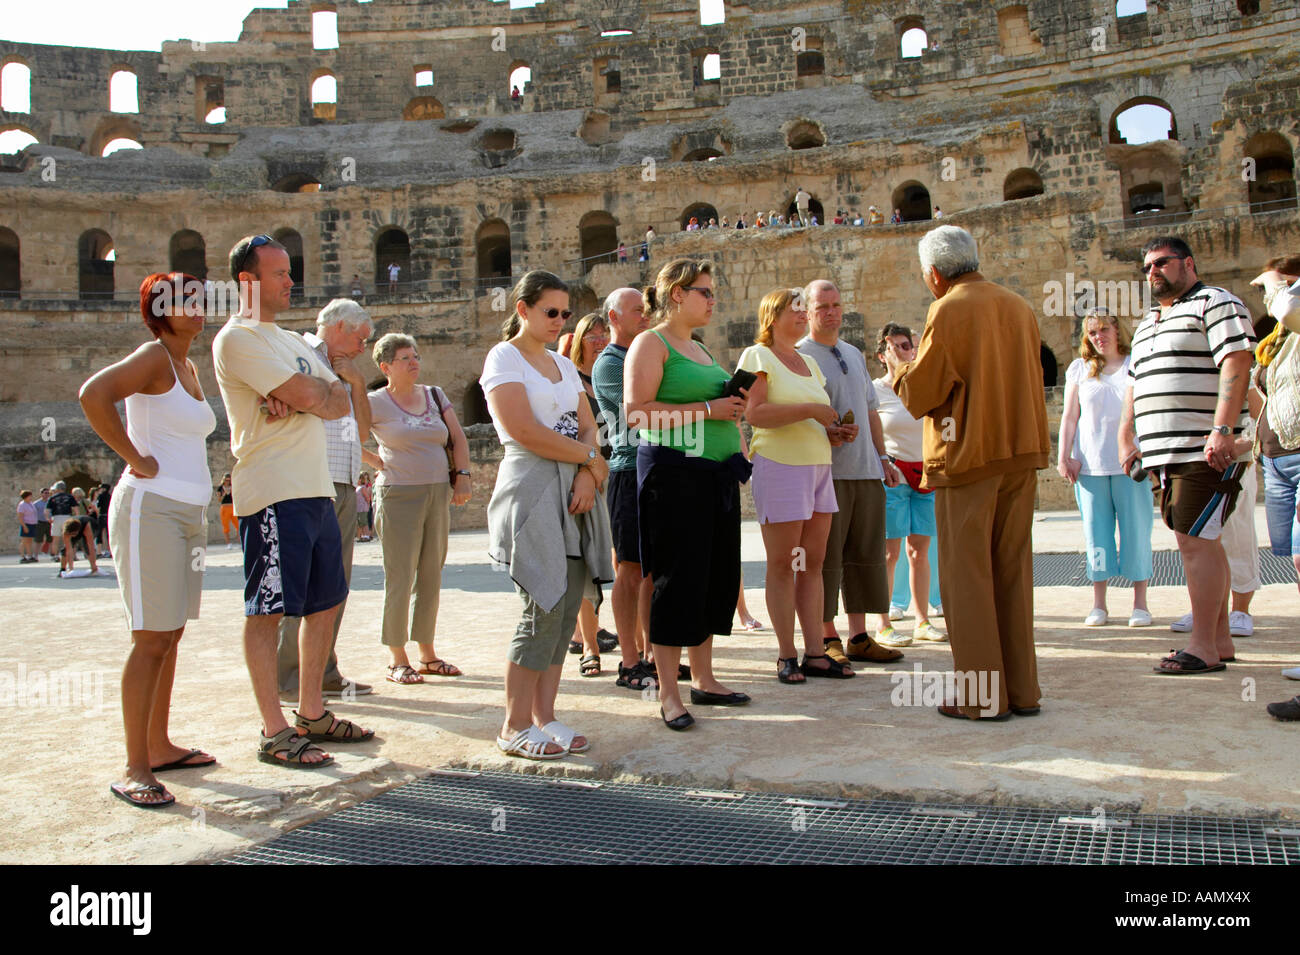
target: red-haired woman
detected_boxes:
[80,272,217,809]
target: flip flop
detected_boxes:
[1162,647,1235,664]
[152,749,216,773]
[110,781,175,809]
[1154,650,1226,674]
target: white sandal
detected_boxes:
[539,720,590,754]
[496,726,566,760]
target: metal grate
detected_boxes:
[222,770,1300,865]
[1033,548,1297,588]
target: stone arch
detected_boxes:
[0,125,38,155]
[109,67,138,113]
[0,226,19,297]
[272,227,305,297]
[375,227,411,292]
[271,172,321,193]
[476,219,512,285]
[403,96,444,121]
[1244,131,1296,213]
[1,60,31,114]
[1004,167,1044,201]
[169,229,207,280]
[1109,96,1177,144]
[785,118,825,150]
[508,61,531,97]
[310,69,337,120]
[691,47,721,87]
[892,181,932,222]
[1128,181,1166,216]
[785,194,825,224]
[78,229,115,299]
[680,202,719,229]
[899,19,927,58]
[89,115,142,158]
[579,211,619,269]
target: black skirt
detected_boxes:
[636,445,742,647]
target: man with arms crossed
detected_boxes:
[1119,236,1255,675]
[214,234,372,767]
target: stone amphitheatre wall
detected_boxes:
[1,0,1298,547]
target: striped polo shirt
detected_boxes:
[1129,281,1255,468]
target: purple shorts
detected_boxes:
[752,455,838,524]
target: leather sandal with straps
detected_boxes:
[777,656,805,684]
[496,725,567,760]
[418,658,462,677]
[257,726,335,769]
[294,709,374,743]
[387,663,424,684]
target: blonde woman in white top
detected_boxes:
[80,272,218,809]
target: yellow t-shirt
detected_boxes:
[737,344,833,466]
[212,316,337,516]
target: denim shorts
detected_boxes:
[1262,453,1300,557]
[884,481,936,540]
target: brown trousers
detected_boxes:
[934,467,1040,717]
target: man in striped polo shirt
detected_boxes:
[1118,236,1256,675]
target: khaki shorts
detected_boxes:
[1158,461,1246,540]
[109,484,207,632]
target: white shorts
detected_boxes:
[109,484,207,632]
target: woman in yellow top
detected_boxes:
[738,288,855,683]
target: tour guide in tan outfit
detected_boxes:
[893,226,1050,720]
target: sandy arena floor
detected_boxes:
[3,508,1298,864]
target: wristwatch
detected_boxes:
[582,448,598,466]
[880,453,896,464]
[455,469,471,477]
[1210,425,1232,437]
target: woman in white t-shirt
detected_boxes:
[1057,308,1153,627]
[482,270,611,761]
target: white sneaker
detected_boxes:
[875,626,912,648]
[889,606,906,621]
[931,604,943,617]
[1170,612,1193,633]
[1128,609,1152,628]
[1283,667,1300,681]
[1229,611,1253,637]
[1083,608,1108,626]
[226,542,234,550]
[913,621,947,642]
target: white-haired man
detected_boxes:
[796,279,904,667]
[591,287,657,691]
[894,226,1050,720]
[276,297,375,702]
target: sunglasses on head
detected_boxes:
[234,234,274,277]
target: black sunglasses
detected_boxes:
[233,234,274,277]
[540,307,573,320]
[1140,254,1186,275]
[828,344,849,375]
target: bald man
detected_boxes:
[591,287,656,690]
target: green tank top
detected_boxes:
[640,330,741,463]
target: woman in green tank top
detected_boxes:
[625,258,752,731]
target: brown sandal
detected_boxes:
[387,663,424,684]
[293,708,374,743]
[418,658,462,677]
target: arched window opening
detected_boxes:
[375,227,411,294]
[892,181,932,222]
[692,49,721,87]
[271,173,321,193]
[900,26,928,59]
[1,62,31,114]
[680,203,720,230]
[1128,182,1166,216]
[579,212,619,270]
[463,381,491,426]
[1110,99,1176,144]
[785,196,825,225]
[1116,0,1147,17]
[476,220,512,286]
[682,148,723,162]
[1245,132,1296,213]
[102,138,142,156]
[169,230,207,281]
[1040,344,1058,387]
[311,72,337,120]
[508,63,531,100]
[415,66,433,87]
[109,69,138,113]
[699,0,725,25]
[0,128,38,154]
[197,76,224,124]
[272,228,305,298]
[0,226,20,298]
[1003,168,1044,201]
[786,120,825,150]
[79,229,115,300]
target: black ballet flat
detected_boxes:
[660,707,695,731]
[690,688,751,706]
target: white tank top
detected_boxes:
[118,351,217,506]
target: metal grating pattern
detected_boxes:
[223,770,1300,865]
[1033,548,1298,588]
